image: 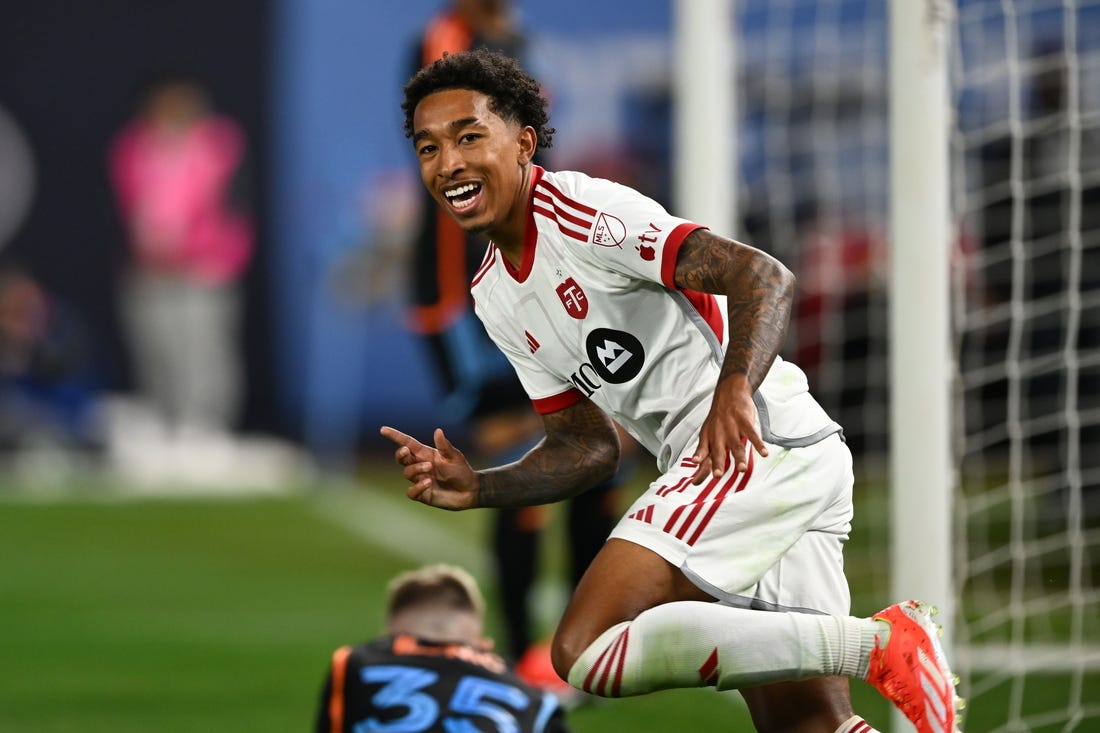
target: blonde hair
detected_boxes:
[386,564,485,621]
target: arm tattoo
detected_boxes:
[477,400,619,508]
[675,228,795,391]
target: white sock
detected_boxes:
[567,600,882,697]
[834,715,883,733]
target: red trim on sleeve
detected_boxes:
[684,290,724,343]
[658,223,723,342]
[532,388,585,414]
[660,222,708,288]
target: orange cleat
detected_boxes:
[867,600,965,733]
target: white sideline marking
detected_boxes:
[309,484,493,578]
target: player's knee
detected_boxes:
[549,627,584,681]
[551,619,633,689]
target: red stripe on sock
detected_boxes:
[610,627,630,697]
[698,648,720,686]
[583,634,618,693]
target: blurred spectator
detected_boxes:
[0,263,102,452]
[402,0,623,690]
[107,72,253,441]
[314,563,570,733]
[790,203,887,459]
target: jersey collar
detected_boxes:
[500,164,543,283]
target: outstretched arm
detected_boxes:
[480,397,619,507]
[380,398,619,510]
[674,228,795,483]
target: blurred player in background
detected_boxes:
[314,563,570,733]
[406,0,624,691]
[382,49,964,733]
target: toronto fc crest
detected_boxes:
[556,277,588,319]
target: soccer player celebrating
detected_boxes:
[381,48,963,733]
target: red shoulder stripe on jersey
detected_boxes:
[475,239,495,271]
[328,645,351,733]
[471,243,497,288]
[531,388,585,414]
[536,177,598,216]
[534,189,593,229]
[533,203,589,242]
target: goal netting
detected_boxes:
[951,0,1100,730]
[731,1,1100,730]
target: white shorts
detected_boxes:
[610,432,854,616]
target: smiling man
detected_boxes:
[380,48,963,733]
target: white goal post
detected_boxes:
[887,0,955,632]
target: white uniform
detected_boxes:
[471,167,854,614]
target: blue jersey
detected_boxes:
[315,634,569,733]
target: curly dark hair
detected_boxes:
[402,48,554,149]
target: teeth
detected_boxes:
[445,183,478,198]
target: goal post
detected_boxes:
[888,1,955,729]
[887,0,956,646]
[672,0,737,237]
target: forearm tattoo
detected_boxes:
[675,229,794,391]
[477,401,619,509]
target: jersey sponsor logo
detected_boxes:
[627,504,655,523]
[637,222,661,260]
[592,212,626,247]
[556,277,589,319]
[586,329,644,384]
[568,329,646,396]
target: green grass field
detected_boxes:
[0,464,1095,732]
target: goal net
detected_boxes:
[951,0,1100,729]
[732,1,1100,730]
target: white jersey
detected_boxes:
[471,167,840,472]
